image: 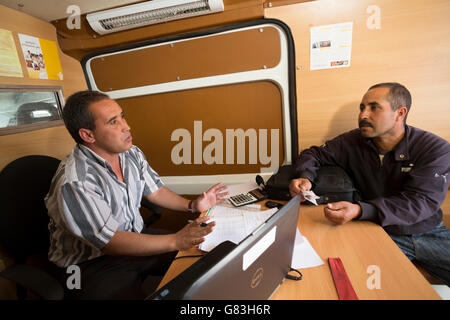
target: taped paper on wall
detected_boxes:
[310,22,353,71]
[0,28,23,77]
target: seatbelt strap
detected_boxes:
[328,257,359,300]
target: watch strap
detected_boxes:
[187,200,195,213]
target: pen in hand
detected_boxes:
[201,208,213,226]
[188,208,213,227]
[188,219,208,227]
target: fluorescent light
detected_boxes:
[87,0,224,35]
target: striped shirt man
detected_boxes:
[45,144,163,268]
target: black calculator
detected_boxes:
[228,188,268,207]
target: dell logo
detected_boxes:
[251,267,264,289]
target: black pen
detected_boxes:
[188,220,208,227]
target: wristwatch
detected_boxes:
[187,200,196,213]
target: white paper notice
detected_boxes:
[310,22,353,70]
[291,229,324,269]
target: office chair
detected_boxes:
[0,155,63,300]
[16,102,61,126]
[0,155,162,299]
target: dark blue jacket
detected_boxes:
[295,125,450,235]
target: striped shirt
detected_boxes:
[45,144,164,268]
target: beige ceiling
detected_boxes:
[0,0,142,22]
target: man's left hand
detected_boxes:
[194,183,228,212]
[323,201,362,225]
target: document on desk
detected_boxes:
[291,229,324,269]
[199,204,324,269]
[199,205,277,252]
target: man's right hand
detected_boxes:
[174,216,216,251]
[289,178,312,201]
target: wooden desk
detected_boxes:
[157,202,441,300]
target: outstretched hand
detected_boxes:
[193,182,228,212]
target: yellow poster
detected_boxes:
[39,38,64,80]
[18,33,63,80]
[0,28,23,77]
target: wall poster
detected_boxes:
[0,28,23,77]
[18,33,63,80]
[310,22,353,71]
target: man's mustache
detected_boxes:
[359,119,373,128]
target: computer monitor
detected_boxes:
[148,196,300,300]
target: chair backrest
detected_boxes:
[0,155,60,263]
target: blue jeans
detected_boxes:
[388,222,450,286]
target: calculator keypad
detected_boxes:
[229,193,257,207]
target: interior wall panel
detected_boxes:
[0,4,87,170]
[266,0,450,150]
[119,81,284,176]
[90,27,280,91]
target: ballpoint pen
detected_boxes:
[188,219,208,227]
[188,208,212,227]
[199,208,212,227]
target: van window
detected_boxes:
[0,85,64,135]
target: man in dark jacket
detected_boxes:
[289,83,450,285]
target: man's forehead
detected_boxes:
[89,99,122,118]
[362,87,391,104]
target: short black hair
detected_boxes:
[369,82,412,114]
[62,91,109,144]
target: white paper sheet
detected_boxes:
[199,205,277,252]
[291,229,324,269]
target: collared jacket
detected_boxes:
[295,125,450,235]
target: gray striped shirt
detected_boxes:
[45,144,164,267]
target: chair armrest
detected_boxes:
[0,264,63,300]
